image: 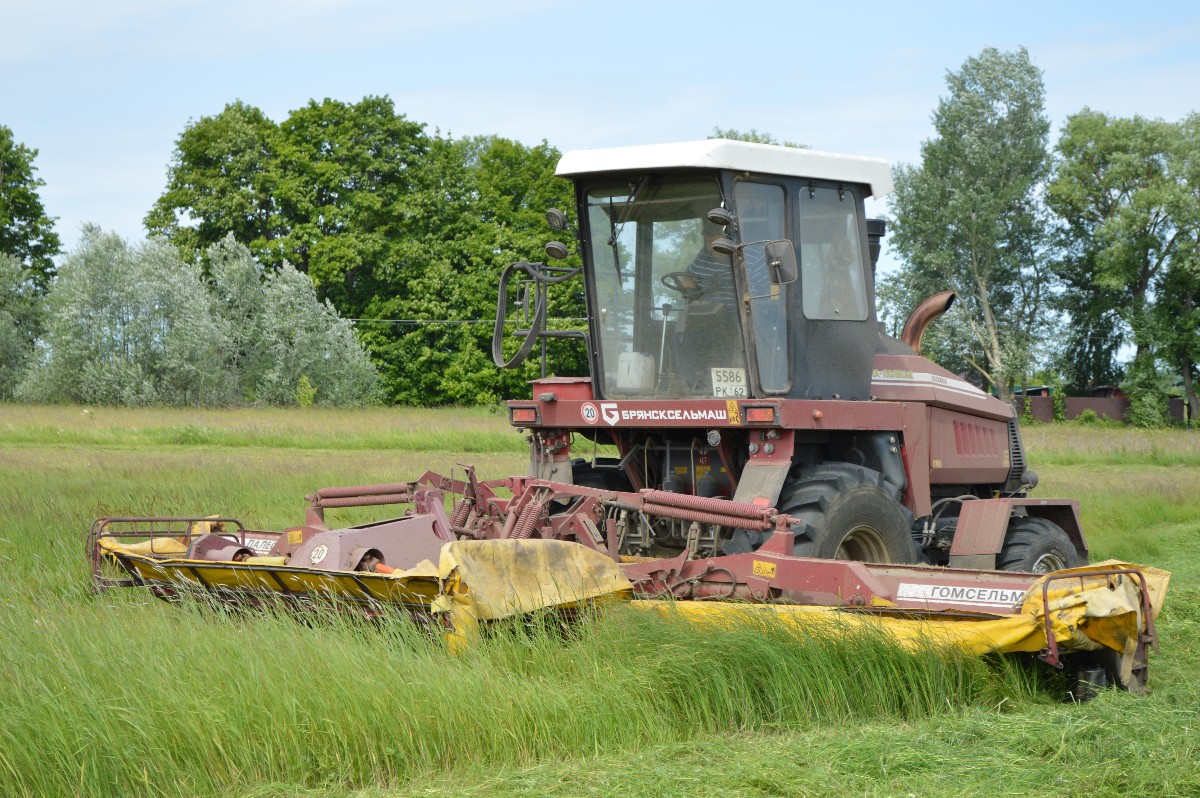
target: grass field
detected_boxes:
[1,405,1198,798]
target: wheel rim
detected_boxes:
[835,525,893,563]
[1030,551,1068,574]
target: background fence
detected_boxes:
[1014,396,1189,424]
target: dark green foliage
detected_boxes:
[367,134,582,405]
[148,101,581,404]
[273,96,429,318]
[146,96,430,315]
[0,125,61,289]
[1047,110,1200,418]
[0,253,44,397]
[1122,354,1171,428]
[144,101,283,266]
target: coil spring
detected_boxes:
[511,499,548,540]
[450,499,471,529]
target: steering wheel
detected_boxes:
[660,272,703,301]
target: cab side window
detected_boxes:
[799,188,868,321]
[734,181,789,393]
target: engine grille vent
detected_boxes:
[1006,418,1026,484]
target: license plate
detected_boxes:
[711,368,747,397]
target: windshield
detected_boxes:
[586,176,748,399]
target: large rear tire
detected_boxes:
[779,463,917,564]
[996,516,1080,573]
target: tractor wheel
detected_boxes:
[779,463,917,564]
[996,516,1080,574]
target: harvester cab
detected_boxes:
[496,139,1078,572]
[565,142,882,405]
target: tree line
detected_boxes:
[884,47,1199,425]
[142,98,588,405]
[0,99,583,405]
[1,52,1197,419]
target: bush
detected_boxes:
[1069,408,1123,428]
[17,229,380,407]
[295,375,317,407]
[1051,379,1067,423]
[18,228,229,405]
[1121,355,1170,428]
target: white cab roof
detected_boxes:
[556,139,894,198]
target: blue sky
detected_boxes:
[4,0,1199,261]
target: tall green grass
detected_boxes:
[0,403,528,453]
[0,407,1197,797]
[1023,423,1200,467]
[0,593,1053,798]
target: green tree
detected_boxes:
[887,47,1051,398]
[147,96,430,312]
[709,127,805,148]
[206,235,380,406]
[19,229,379,407]
[273,96,430,317]
[1049,249,1126,394]
[149,100,582,404]
[365,135,580,404]
[1161,113,1200,423]
[1046,110,1199,421]
[1157,254,1200,423]
[0,125,61,290]
[145,101,284,267]
[20,227,229,405]
[0,253,44,398]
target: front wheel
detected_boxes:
[996,516,1081,573]
[778,463,917,564]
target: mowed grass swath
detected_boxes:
[0,409,1197,798]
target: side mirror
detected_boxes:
[764,240,797,285]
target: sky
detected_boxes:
[4,0,1200,265]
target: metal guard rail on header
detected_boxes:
[1037,567,1159,670]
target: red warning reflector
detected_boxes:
[745,407,776,423]
[510,407,539,424]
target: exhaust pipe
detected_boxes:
[901,291,955,354]
[866,219,886,279]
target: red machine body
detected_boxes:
[495,139,1084,572]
